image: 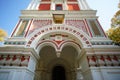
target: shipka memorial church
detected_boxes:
[0,0,120,80]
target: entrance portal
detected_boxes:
[52,66,66,80]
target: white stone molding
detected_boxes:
[20,56,30,66]
[88,56,96,67]
[110,55,119,66]
[12,55,21,66]
[0,54,30,67]
[0,55,6,66]
[20,10,97,18]
[104,55,112,66]
[82,0,91,10]
[26,24,91,49]
[87,54,120,67]
[5,55,13,66]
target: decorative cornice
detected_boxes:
[20,10,97,19]
[0,47,39,61]
[87,54,120,67]
[4,37,27,46]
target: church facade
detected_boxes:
[0,0,120,80]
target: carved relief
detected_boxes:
[28,20,52,35]
[65,20,88,34]
[0,54,30,67]
[27,26,91,47]
[87,55,120,67]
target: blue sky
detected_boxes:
[0,0,119,36]
[87,0,118,31]
[0,0,31,36]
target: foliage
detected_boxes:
[106,27,120,45]
[111,17,120,26]
[106,8,120,46]
[0,29,7,42]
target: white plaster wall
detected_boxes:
[90,67,104,80]
[91,67,120,80]
[0,71,10,80]
[0,67,34,80]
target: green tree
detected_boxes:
[106,7,120,46]
[0,29,7,42]
[107,27,120,45]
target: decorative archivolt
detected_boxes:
[36,40,58,52]
[36,40,81,53]
[26,25,92,50]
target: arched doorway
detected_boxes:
[52,66,66,80]
[34,35,82,80]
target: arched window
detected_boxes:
[56,4,62,10]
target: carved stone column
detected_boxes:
[71,68,76,80]
[76,67,84,80]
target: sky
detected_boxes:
[0,0,119,36]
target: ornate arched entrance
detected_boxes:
[34,44,81,80]
[34,32,84,80]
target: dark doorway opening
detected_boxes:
[52,66,66,80]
